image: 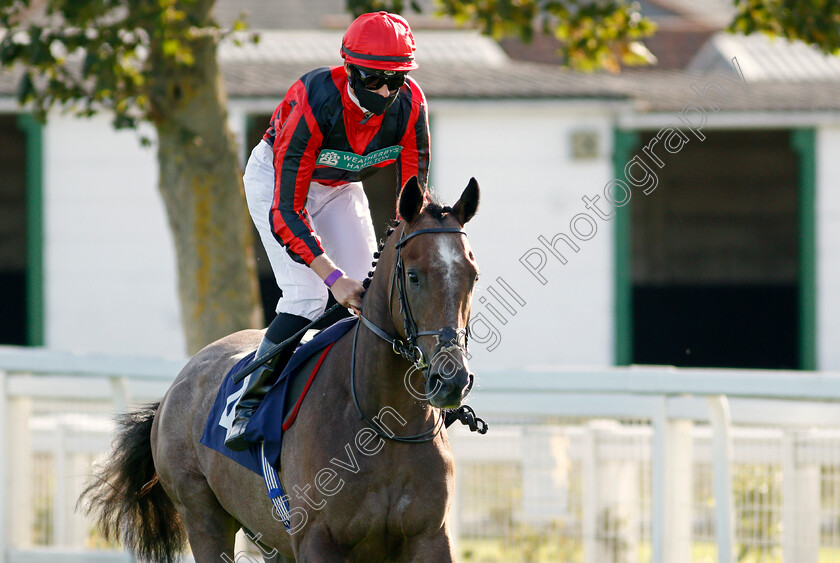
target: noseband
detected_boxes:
[351,226,472,443]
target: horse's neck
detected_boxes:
[353,276,437,433]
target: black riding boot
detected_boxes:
[224,312,309,451]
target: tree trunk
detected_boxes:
[148,1,262,354]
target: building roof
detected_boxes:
[612,69,840,113]
[2,29,840,114]
[220,30,840,112]
[219,30,508,67]
[689,32,840,82]
[648,0,735,28]
[213,0,347,31]
[212,0,441,31]
[219,30,627,101]
[0,65,22,97]
[222,59,626,102]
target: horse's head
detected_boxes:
[374,176,480,409]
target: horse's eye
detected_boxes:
[407,271,420,285]
[474,273,480,283]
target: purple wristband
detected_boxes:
[324,269,344,288]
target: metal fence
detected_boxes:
[2,347,840,562]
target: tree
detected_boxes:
[349,0,657,72]
[0,0,262,354]
[2,0,836,354]
[729,0,840,56]
[350,0,840,69]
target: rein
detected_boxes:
[351,224,484,444]
[230,222,488,444]
[230,303,343,385]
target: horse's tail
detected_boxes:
[78,402,186,562]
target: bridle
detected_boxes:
[350,224,474,443]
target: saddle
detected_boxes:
[200,317,357,475]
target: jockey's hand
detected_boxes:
[310,254,364,314]
[329,276,364,314]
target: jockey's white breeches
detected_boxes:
[243,141,377,321]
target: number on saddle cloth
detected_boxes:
[200,317,359,475]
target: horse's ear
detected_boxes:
[398,176,424,223]
[452,177,480,225]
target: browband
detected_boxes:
[394,227,467,248]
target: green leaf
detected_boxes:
[162,38,180,57]
[0,35,22,65]
[16,72,35,104]
[729,0,840,55]
[82,51,98,76]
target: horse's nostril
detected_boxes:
[425,367,472,409]
[431,351,461,380]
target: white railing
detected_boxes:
[0,346,180,563]
[2,347,840,562]
[450,367,840,563]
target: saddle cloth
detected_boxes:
[200,316,357,474]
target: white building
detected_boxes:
[1,19,839,373]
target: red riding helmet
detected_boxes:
[341,11,419,72]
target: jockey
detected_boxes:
[226,11,430,451]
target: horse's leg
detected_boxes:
[293,523,344,563]
[263,556,293,563]
[244,529,295,563]
[158,469,240,562]
[177,498,239,562]
[405,530,457,563]
[175,503,239,562]
[183,521,237,562]
[263,552,295,563]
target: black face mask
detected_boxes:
[349,71,400,116]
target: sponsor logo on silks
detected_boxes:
[316,146,403,171]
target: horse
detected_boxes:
[79,176,481,562]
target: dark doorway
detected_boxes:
[630,130,799,369]
[0,115,28,345]
[244,114,398,325]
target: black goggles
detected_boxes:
[351,65,407,91]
